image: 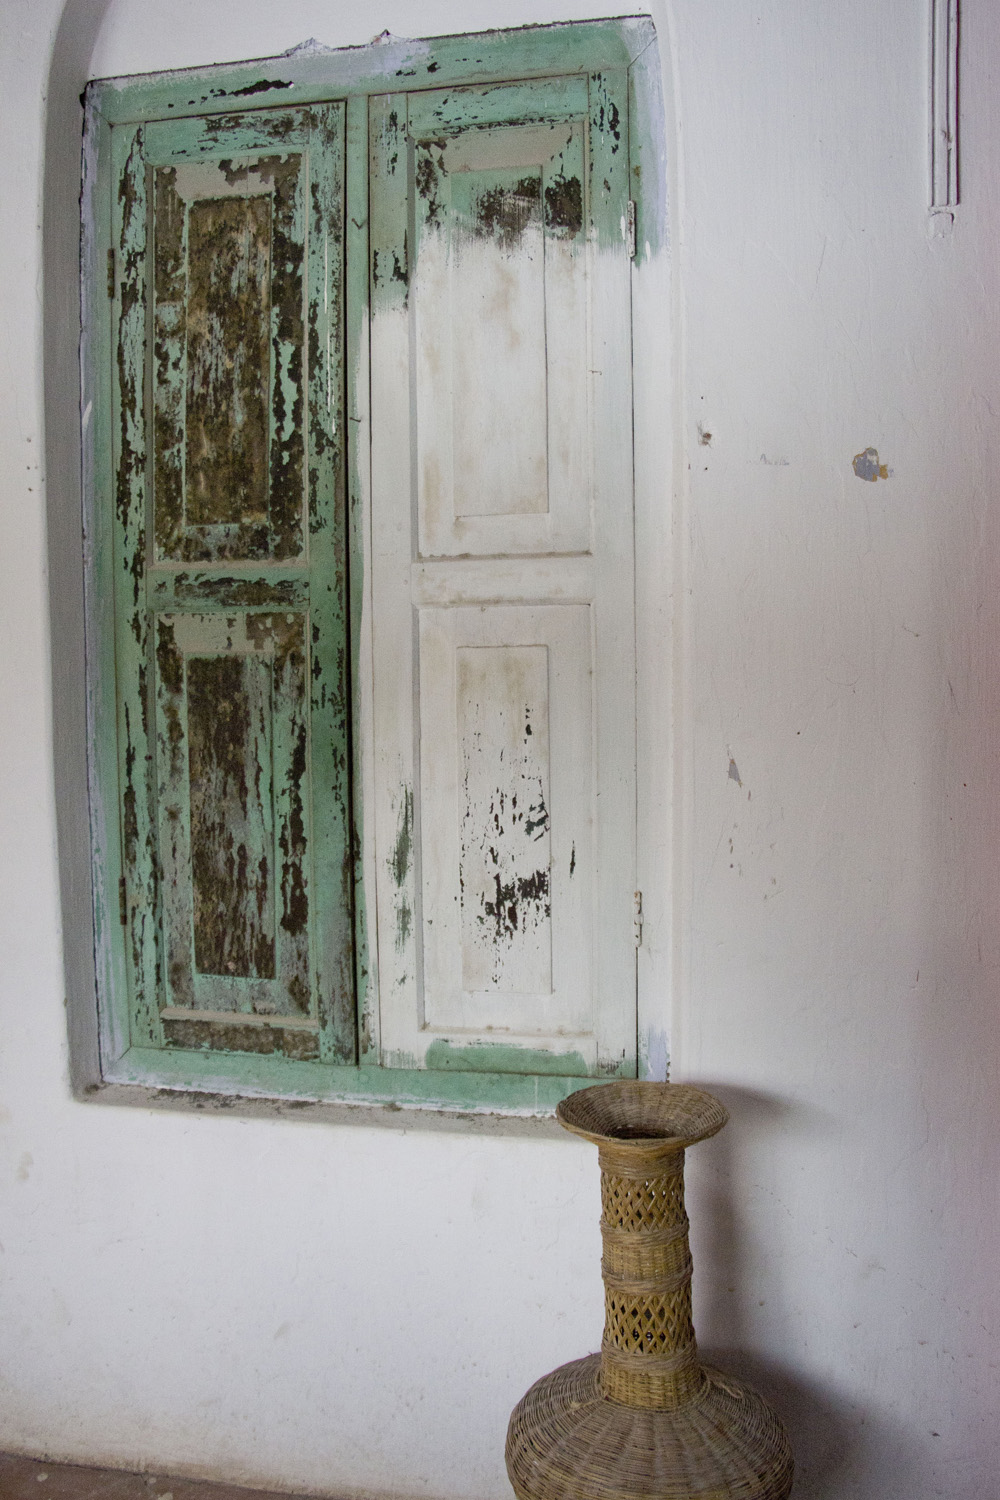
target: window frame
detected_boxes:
[80,15,668,1117]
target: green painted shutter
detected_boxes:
[110,103,355,1066]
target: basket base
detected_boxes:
[506,1355,793,1500]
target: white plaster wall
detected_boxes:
[0,2,997,1498]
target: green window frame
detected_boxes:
[81,17,659,1116]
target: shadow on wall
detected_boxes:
[681,1082,909,1500]
[43,0,117,1091]
[697,1344,907,1500]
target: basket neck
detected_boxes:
[597,1140,703,1410]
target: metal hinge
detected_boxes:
[107,248,116,300]
[633,890,643,948]
[119,875,127,926]
[625,199,637,260]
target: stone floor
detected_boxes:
[0,1455,325,1500]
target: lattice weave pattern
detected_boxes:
[605,1283,694,1354]
[601,1170,686,1232]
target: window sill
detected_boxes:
[88,1046,593,1128]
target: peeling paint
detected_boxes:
[426,1039,589,1077]
[228,78,294,97]
[458,651,554,993]
[186,653,276,980]
[853,446,890,481]
[152,145,306,563]
[163,1014,320,1060]
[392,785,414,889]
[184,195,271,527]
[392,787,414,954]
[482,867,551,942]
[544,173,583,235]
[475,176,541,244]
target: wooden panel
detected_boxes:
[184,195,271,527]
[150,149,306,563]
[187,651,275,979]
[410,93,590,557]
[458,644,552,992]
[447,165,547,519]
[154,610,311,1026]
[419,606,593,1042]
[370,71,637,1077]
[112,104,355,1066]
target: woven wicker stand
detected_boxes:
[506,1082,794,1500]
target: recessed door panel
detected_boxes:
[151,151,307,563]
[419,606,593,1044]
[411,97,591,557]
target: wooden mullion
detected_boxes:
[304,101,356,1064]
[345,91,378,1064]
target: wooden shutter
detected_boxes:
[111,104,355,1065]
[369,73,637,1077]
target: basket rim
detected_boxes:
[557,1081,729,1148]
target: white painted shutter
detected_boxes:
[369,73,636,1077]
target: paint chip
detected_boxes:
[852,446,890,481]
[728,757,742,787]
[282,37,335,56]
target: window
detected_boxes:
[82,18,659,1113]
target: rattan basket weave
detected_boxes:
[505,1082,794,1500]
